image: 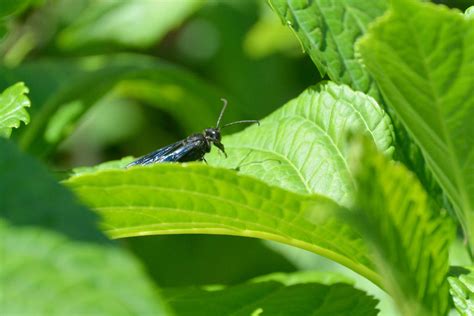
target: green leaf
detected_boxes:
[465,6,474,19]
[71,156,135,176]
[0,136,105,242]
[65,164,382,289]
[357,0,474,255]
[449,266,474,315]
[163,278,378,316]
[267,0,388,99]
[208,82,394,206]
[266,0,442,223]
[262,243,400,315]
[0,82,31,138]
[57,0,203,49]
[0,54,230,156]
[0,220,171,315]
[348,136,454,316]
[249,270,354,286]
[0,137,171,315]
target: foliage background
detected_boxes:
[1,0,473,315]
[1,0,321,287]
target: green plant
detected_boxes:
[1,0,472,315]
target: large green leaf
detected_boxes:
[348,136,454,315]
[163,277,378,316]
[1,220,171,315]
[0,54,232,156]
[357,0,474,255]
[266,0,445,222]
[0,82,30,138]
[267,0,388,99]
[57,0,203,49]
[449,266,474,315]
[65,163,382,289]
[0,138,171,314]
[208,82,394,206]
[0,136,104,242]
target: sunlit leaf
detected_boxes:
[348,136,454,315]
[65,164,382,289]
[209,82,394,206]
[267,0,388,99]
[249,270,353,286]
[0,82,30,138]
[465,6,474,19]
[266,0,443,221]
[358,0,474,255]
[72,156,134,176]
[449,266,474,316]
[65,82,394,288]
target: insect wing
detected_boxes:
[159,138,204,162]
[127,140,184,166]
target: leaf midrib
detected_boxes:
[228,112,357,198]
[69,172,381,287]
[76,183,349,251]
[102,225,382,290]
[0,97,28,125]
[226,145,312,193]
[390,14,471,223]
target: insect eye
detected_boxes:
[211,130,220,139]
[207,129,218,139]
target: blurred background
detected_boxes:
[0,0,320,169]
[0,0,322,289]
[1,0,471,313]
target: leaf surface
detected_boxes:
[0,82,31,138]
[0,220,171,315]
[448,266,474,316]
[268,0,388,99]
[65,164,382,288]
[0,137,104,242]
[267,0,443,218]
[209,82,393,206]
[358,0,474,254]
[348,136,454,315]
[0,138,171,315]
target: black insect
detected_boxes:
[127,99,259,167]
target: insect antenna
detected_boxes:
[216,98,228,128]
[222,120,260,128]
[216,97,260,129]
